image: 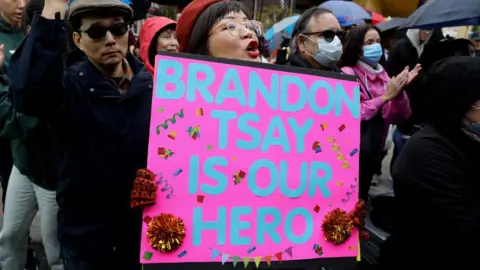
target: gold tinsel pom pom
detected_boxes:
[147,213,186,253]
[322,208,354,245]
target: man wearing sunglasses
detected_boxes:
[8,0,152,269]
[288,7,344,73]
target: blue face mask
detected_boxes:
[362,43,383,64]
[304,35,343,68]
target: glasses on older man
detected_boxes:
[78,23,129,40]
[211,20,262,37]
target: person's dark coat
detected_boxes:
[0,67,58,191]
[379,57,480,269]
[287,51,342,72]
[397,39,472,136]
[8,14,153,266]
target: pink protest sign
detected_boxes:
[141,53,361,266]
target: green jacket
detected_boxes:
[0,17,24,64]
[0,66,57,191]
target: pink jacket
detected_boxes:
[342,62,411,142]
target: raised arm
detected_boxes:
[8,0,69,118]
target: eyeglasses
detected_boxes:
[78,23,128,40]
[303,30,346,43]
[212,20,262,37]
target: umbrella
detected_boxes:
[403,0,480,29]
[264,15,300,51]
[320,0,372,22]
[365,9,386,25]
[376,17,408,32]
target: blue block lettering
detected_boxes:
[308,162,332,198]
[248,159,277,196]
[193,207,226,246]
[187,63,214,103]
[202,156,228,195]
[280,161,307,198]
[216,68,247,106]
[156,59,185,99]
[280,75,307,112]
[237,113,261,150]
[230,206,252,245]
[256,207,282,244]
[261,116,290,153]
[284,207,313,244]
[211,110,237,149]
[248,71,279,110]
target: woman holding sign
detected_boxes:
[338,24,419,200]
[176,0,262,62]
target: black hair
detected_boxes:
[426,57,480,129]
[338,24,381,68]
[290,7,332,52]
[23,0,45,34]
[148,24,176,66]
[186,1,251,55]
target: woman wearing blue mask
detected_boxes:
[338,24,420,200]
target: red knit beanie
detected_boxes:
[176,0,224,52]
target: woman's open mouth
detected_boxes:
[246,40,260,58]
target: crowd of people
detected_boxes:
[0,0,479,269]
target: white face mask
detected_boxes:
[304,35,343,68]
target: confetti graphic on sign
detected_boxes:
[173,168,182,176]
[338,124,346,132]
[186,126,201,140]
[168,131,177,140]
[206,145,213,150]
[349,148,358,157]
[320,123,327,131]
[197,195,204,203]
[156,109,184,135]
[178,250,188,258]
[313,244,323,255]
[313,205,320,213]
[312,141,321,153]
[157,147,174,159]
[157,174,175,199]
[208,246,295,267]
[196,108,204,116]
[233,170,246,185]
[328,138,351,168]
[342,178,358,204]
[143,251,153,260]
[143,216,152,224]
[157,107,164,113]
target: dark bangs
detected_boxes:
[186,1,251,55]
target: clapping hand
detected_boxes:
[383,67,408,102]
[406,64,422,86]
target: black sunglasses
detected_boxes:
[303,30,346,42]
[78,23,128,40]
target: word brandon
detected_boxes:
[155,59,360,119]
[188,156,332,246]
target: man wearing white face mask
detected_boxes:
[288,7,344,72]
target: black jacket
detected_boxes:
[379,125,480,269]
[9,15,152,260]
[287,52,342,73]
